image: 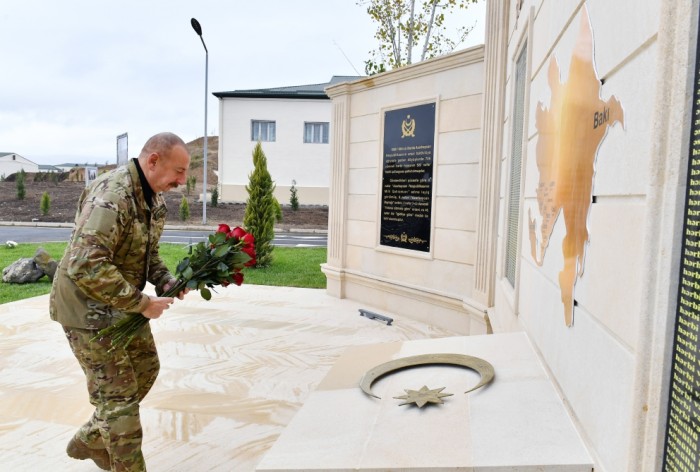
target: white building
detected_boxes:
[214,76,361,206]
[37,164,61,173]
[54,162,102,173]
[0,153,38,177]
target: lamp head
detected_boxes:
[191,18,202,36]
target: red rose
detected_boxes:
[241,233,255,247]
[242,245,256,266]
[217,223,231,234]
[232,272,244,286]
[242,245,256,257]
[230,226,247,239]
[229,226,255,245]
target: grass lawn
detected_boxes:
[0,242,327,305]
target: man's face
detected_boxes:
[150,145,190,193]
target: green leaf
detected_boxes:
[200,287,212,301]
[213,245,230,258]
[231,252,250,264]
[176,258,190,275]
[209,232,226,246]
[182,266,194,280]
[186,279,199,290]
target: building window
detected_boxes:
[505,42,528,288]
[304,122,329,144]
[251,120,276,142]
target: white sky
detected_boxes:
[0,0,485,166]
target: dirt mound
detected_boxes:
[0,136,328,230]
[0,180,327,230]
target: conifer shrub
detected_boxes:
[16,170,26,200]
[211,186,219,207]
[290,179,299,211]
[186,175,196,195]
[243,142,276,267]
[40,192,51,215]
[273,197,282,222]
[179,196,190,221]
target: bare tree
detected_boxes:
[358,0,479,75]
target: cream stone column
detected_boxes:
[472,0,509,309]
[628,0,699,469]
[322,85,351,298]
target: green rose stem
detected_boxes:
[91,257,228,351]
[90,226,255,352]
[90,279,184,351]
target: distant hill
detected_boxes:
[186,136,218,187]
[1,136,218,186]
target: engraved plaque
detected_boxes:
[662,6,700,468]
[380,103,435,252]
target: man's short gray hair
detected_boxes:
[139,132,187,159]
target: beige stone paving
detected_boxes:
[0,284,457,471]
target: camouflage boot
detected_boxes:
[66,436,111,471]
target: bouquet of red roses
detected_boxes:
[93,224,255,351]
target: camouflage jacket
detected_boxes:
[49,160,172,329]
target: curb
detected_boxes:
[0,221,328,234]
[0,221,75,228]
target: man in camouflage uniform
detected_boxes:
[50,132,190,471]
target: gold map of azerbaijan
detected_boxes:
[528,7,624,327]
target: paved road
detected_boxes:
[0,226,327,248]
[162,229,327,248]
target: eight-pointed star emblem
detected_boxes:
[393,385,453,408]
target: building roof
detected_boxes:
[213,75,363,100]
[55,162,102,167]
[0,152,37,165]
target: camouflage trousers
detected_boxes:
[64,323,160,472]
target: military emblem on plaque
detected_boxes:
[401,114,416,138]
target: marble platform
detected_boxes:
[256,333,593,471]
[0,285,457,471]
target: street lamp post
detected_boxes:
[191,17,208,225]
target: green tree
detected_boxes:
[273,197,283,223]
[290,179,299,211]
[186,175,197,196]
[211,186,219,207]
[243,142,276,267]
[16,169,26,200]
[179,196,190,221]
[40,192,51,215]
[358,0,479,75]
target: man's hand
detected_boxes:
[142,295,174,319]
[163,279,190,300]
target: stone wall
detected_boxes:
[323,47,486,335]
